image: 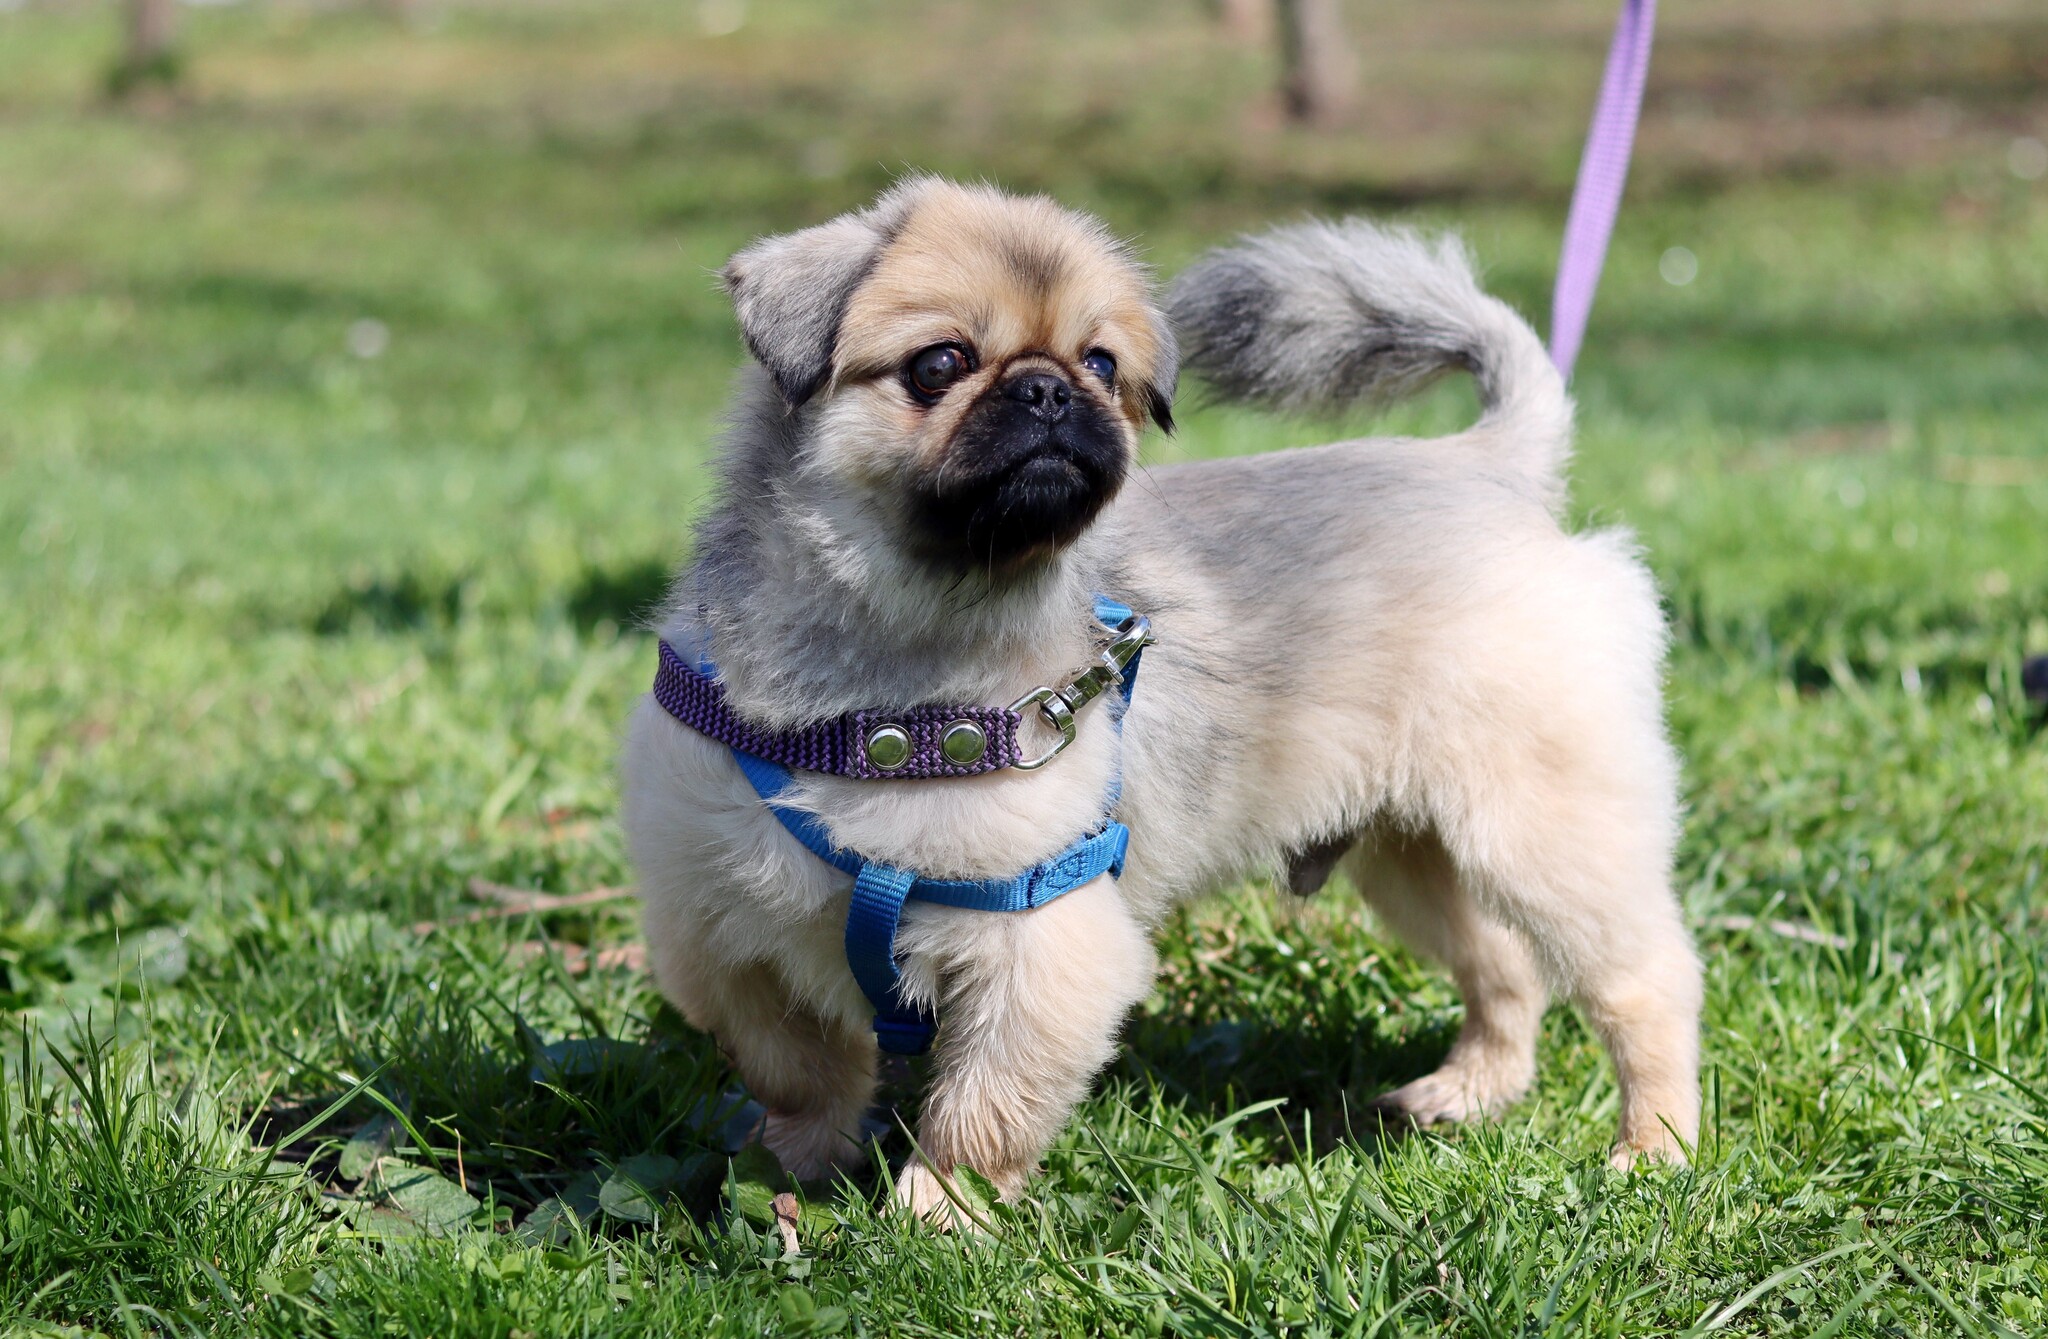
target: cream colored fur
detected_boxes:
[620,179,1703,1223]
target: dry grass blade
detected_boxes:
[506,941,647,974]
[771,1192,801,1255]
[1703,914,1904,966]
[1707,914,1851,951]
[465,878,634,911]
[409,882,634,935]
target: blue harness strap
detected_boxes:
[847,865,924,1051]
[728,597,1143,1055]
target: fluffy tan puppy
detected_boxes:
[621,176,1702,1220]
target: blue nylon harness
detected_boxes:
[719,596,1144,1056]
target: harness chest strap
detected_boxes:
[655,597,1147,1056]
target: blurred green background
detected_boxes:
[2,2,2046,1335]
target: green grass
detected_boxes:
[2,1,2046,1334]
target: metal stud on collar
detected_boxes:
[863,723,913,771]
[940,720,988,766]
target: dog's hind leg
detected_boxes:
[1348,830,1549,1127]
[888,876,1155,1226]
[1434,761,1703,1165]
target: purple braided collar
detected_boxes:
[652,640,1024,780]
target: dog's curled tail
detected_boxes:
[1166,220,1572,485]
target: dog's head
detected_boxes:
[722,178,1175,573]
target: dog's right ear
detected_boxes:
[722,213,891,409]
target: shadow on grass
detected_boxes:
[1114,1007,1459,1157]
[568,558,671,634]
[310,570,470,637]
[1093,896,1471,1157]
[275,556,668,639]
[274,941,1456,1238]
[1673,580,2047,727]
[261,986,756,1235]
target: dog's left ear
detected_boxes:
[722,212,892,408]
[1143,314,1179,434]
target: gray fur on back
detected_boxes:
[1166,220,1571,482]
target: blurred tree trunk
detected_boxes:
[128,0,176,61]
[1275,0,1355,125]
[110,0,180,96]
[1217,0,1271,43]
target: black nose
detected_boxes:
[1004,372,1072,423]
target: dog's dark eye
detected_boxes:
[908,344,971,400]
[1081,350,1117,384]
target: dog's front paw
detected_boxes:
[892,1161,976,1231]
[760,1109,862,1182]
[1367,1064,1524,1129]
[1608,1125,1690,1170]
[890,1159,1019,1233]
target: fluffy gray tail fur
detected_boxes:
[1166,220,1572,483]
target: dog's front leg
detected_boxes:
[642,911,879,1180]
[890,876,1155,1226]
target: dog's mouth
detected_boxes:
[909,391,1128,571]
[911,431,1125,571]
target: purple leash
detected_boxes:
[1549,0,1658,379]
